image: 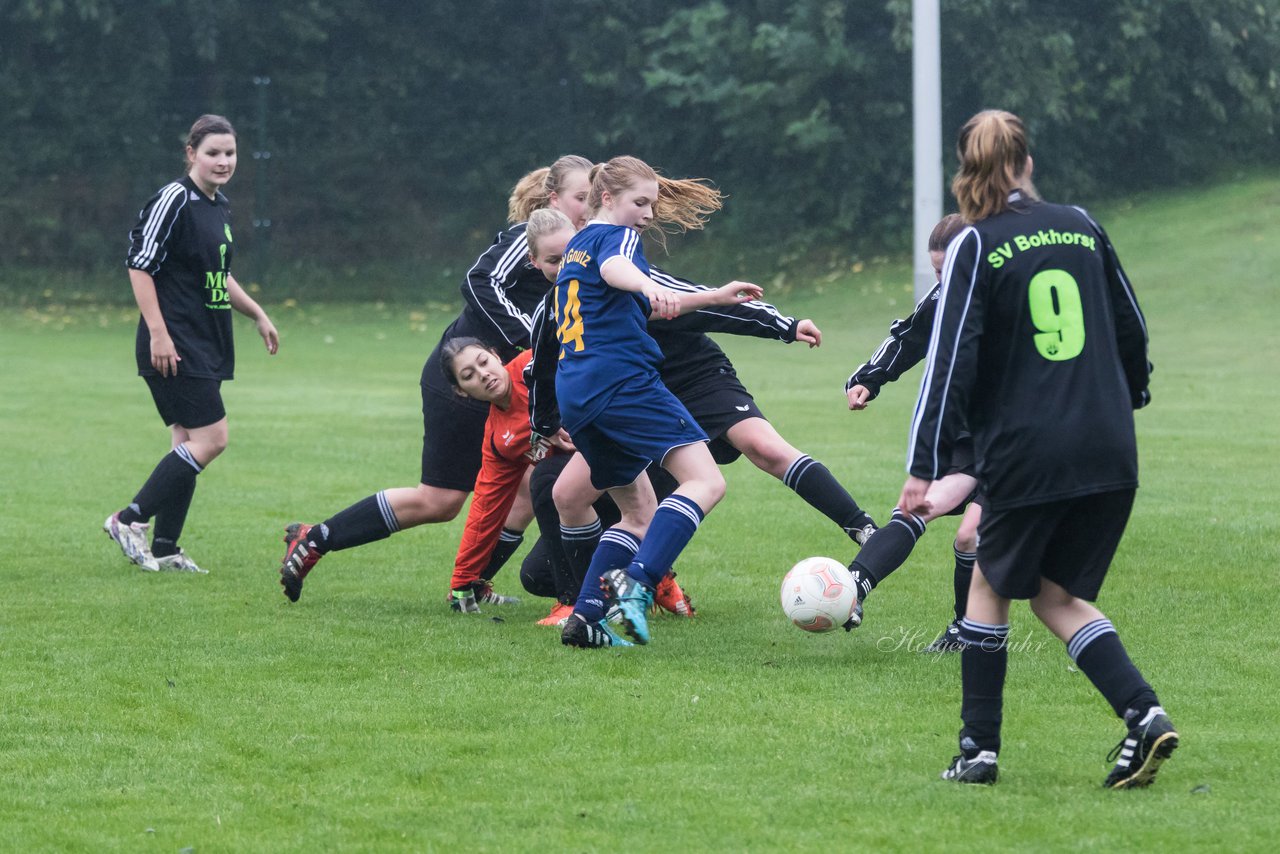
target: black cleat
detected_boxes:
[560,613,632,648]
[1103,707,1179,789]
[941,750,999,784]
[851,522,878,547]
[922,619,968,653]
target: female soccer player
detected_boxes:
[521,210,877,633]
[435,332,572,613]
[104,115,279,574]
[903,110,1175,787]
[842,214,981,651]
[277,156,592,602]
[543,156,766,647]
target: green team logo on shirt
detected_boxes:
[225,224,233,243]
[1028,269,1084,360]
[206,243,231,309]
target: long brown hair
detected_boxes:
[508,155,594,224]
[950,110,1039,222]
[588,155,723,250]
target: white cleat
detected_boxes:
[103,513,159,571]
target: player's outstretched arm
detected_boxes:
[663,281,764,318]
[793,319,821,347]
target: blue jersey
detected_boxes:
[552,221,665,432]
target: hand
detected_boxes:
[549,428,575,453]
[714,280,764,305]
[150,333,181,377]
[847,384,872,410]
[794,319,821,348]
[897,475,932,516]
[645,286,681,320]
[256,315,280,355]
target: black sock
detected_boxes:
[118,445,203,527]
[1067,619,1159,722]
[481,528,524,581]
[560,519,602,596]
[314,491,399,553]
[782,455,874,539]
[952,545,976,621]
[151,537,179,558]
[848,509,926,597]
[957,617,1009,756]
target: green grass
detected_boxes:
[3,174,1279,851]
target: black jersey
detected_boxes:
[127,176,236,379]
[847,283,941,400]
[442,223,550,364]
[526,269,798,435]
[907,194,1151,510]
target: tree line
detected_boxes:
[3,0,1277,299]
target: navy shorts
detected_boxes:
[677,373,764,465]
[975,489,1135,601]
[570,377,707,491]
[419,347,489,491]
[144,374,225,429]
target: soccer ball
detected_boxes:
[780,556,858,633]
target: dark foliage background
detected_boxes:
[3,0,1277,300]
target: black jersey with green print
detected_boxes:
[907,192,1151,511]
[127,175,237,380]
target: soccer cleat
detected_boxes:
[842,599,864,631]
[474,581,521,606]
[560,613,632,648]
[851,522,878,547]
[601,569,654,645]
[279,523,322,602]
[941,750,999,784]
[654,571,696,617]
[1103,707,1179,789]
[922,619,968,653]
[104,512,159,571]
[450,588,481,614]
[842,565,869,631]
[536,602,575,627]
[154,548,207,574]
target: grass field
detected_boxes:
[3,175,1279,851]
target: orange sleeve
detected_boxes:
[449,424,529,590]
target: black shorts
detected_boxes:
[420,347,489,491]
[143,374,225,429]
[975,489,1135,601]
[946,433,976,477]
[678,375,765,465]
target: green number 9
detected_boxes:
[1028,269,1085,361]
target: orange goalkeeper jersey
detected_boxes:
[449,349,546,590]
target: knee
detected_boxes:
[954,528,978,553]
[697,468,727,508]
[553,479,593,518]
[188,434,228,465]
[414,485,466,521]
[742,439,792,478]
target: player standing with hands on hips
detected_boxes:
[902,110,1176,787]
[104,115,279,573]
